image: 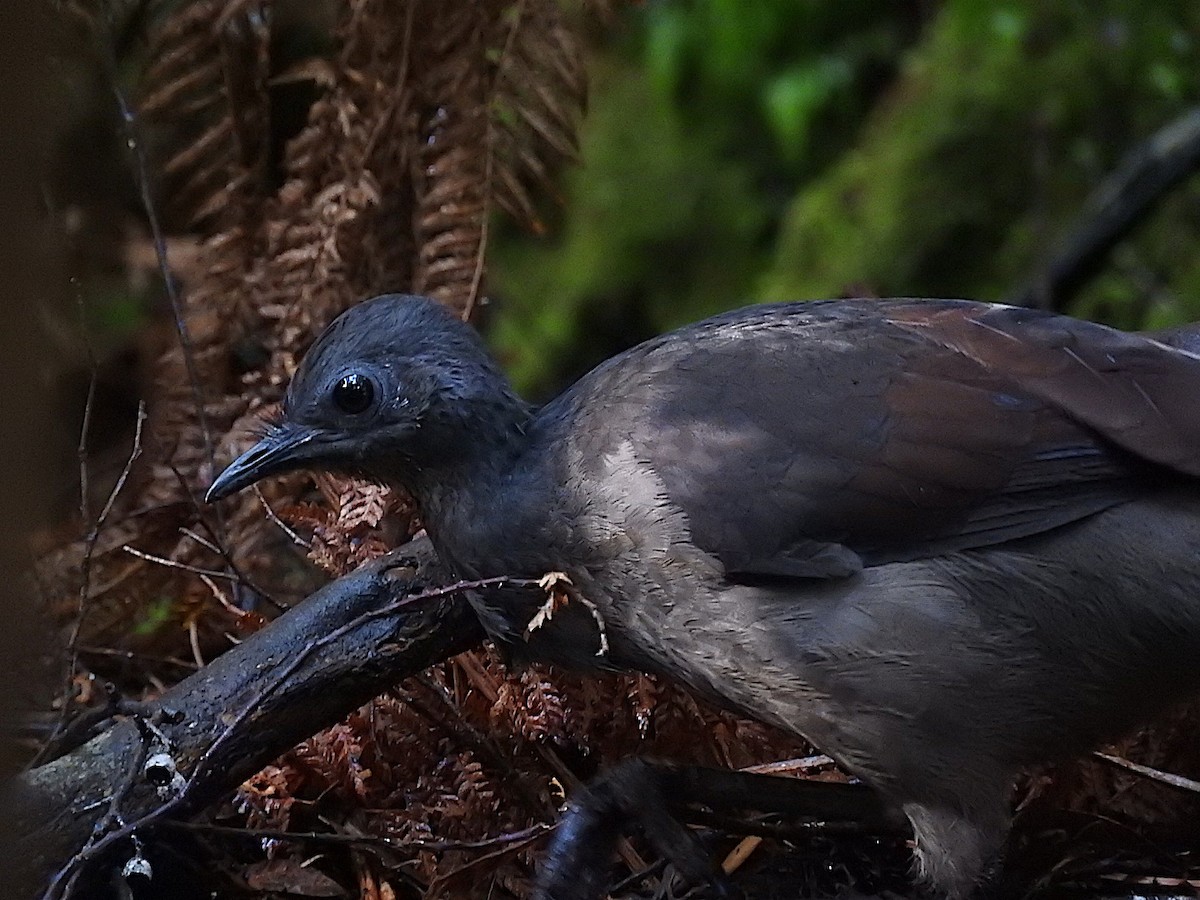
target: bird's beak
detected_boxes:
[205,422,320,503]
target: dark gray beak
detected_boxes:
[205,423,320,503]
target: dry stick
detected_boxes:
[742,754,838,776]
[77,646,198,671]
[164,463,284,612]
[1028,808,1190,895]
[460,0,526,323]
[75,292,98,527]
[40,573,543,900]
[176,527,223,555]
[178,525,287,611]
[41,291,100,765]
[1093,751,1200,795]
[110,74,217,486]
[428,827,547,895]
[252,483,313,550]
[161,819,552,855]
[606,858,669,896]
[119,544,243,582]
[104,28,249,621]
[35,403,148,768]
[62,206,144,661]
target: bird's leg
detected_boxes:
[535,757,909,900]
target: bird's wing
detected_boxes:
[563,299,1200,579]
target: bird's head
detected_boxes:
[205,294,527,503]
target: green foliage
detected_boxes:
[489,59,770,395]
[491,0,1200,396]
[491,1,916,394]
[133,597,175,637]
[764,0,1200,319]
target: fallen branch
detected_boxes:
[4,537,484,899]
[1011,106,1200,311]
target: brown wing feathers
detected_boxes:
[887,302,1200,477]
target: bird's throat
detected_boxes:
[404,419,554,583]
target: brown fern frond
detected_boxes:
[410,1,498,316]
[489,1,587,230]
[410,0,591,318]
[140,0,272,230]
[44,2,644,893]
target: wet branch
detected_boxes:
[6,538,485,899]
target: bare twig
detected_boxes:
[110,67,218,487]
[741,755,838,776]
[1093,751,1200,795]
[74,292,98,527]
[162,462,285,612]
[460,0,529,323]
[252,483,312,550]
[161,819,553,854]
[77,646,198,672]
[120,544,242,581]
[176,527,222,555]
[36,403,148,768]
[427,825,546,894]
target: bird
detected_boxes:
[207,294,1200,898]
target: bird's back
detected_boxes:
[547,298,1200,580]
[535,299,1200,896]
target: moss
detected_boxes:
[492,0,1200,398]
[489,60,769,396]
[763,0,1200,306]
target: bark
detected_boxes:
[4,537,483,899]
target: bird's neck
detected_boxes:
[403,398,555,578]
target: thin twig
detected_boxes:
[37,403,148,768]
[45,718,153,900]
[77,646,198,671]
[110,66,218,489]
[741,755,838,776]
[461,0,526,322]
[1093,751,1200,795]
[428,824,546,893]
[606,858,668,896]
[161,819,552,854]
[168,465,286,614]
[176,527,222,555]
[93,404,147,529]
[164,463,285,612]
[120,544,242,581]
[75,292,98,527]
[252,483,312,549]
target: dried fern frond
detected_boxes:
[411,0,590,318]
[140,0,272,230]
[409,1,497,315]
[489,0,588,231]
[46,2,642,894]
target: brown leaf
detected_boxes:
[244,858,347,897]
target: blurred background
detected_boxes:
[15,1,1200,897]
[52,0,1200,420]
[489,0,1200,395]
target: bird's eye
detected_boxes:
[331,373,375,414]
